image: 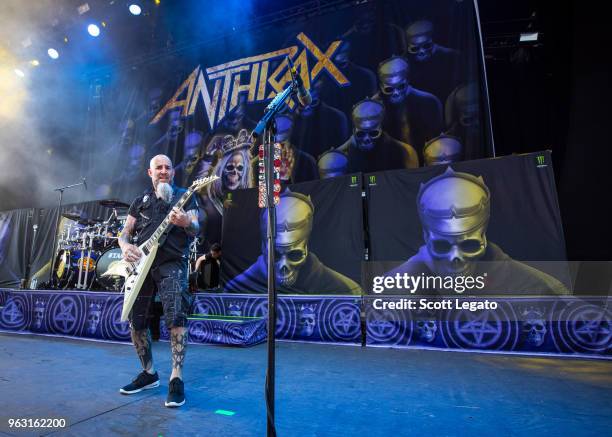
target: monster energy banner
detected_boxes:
[80,0,488,252]
[365,151,571,295]
[221,175,364,294]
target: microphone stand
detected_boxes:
[251,72,298,437]
[49,179,88,288]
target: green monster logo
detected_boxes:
[369,175,376,185]
[536,154,545,166]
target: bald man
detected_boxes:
[118,154,199,408]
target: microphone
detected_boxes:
[286,57,312,107]
[82,177,88,191]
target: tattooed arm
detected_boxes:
[119,215,142,262]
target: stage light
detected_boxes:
[14,69,25,78]
[30,60,40,67]
[129,4,142,15]
[87,24,101,37]
[154,0,161,5]
[48,48,59,59]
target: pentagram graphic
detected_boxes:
[104,298,130,340]
[50,296,80,334]
[553,301,612,353]
[193,296,223,316]
[441,303,518,350]
[0,296,27,330]
[251,298,293,338]
[455,311,501,347]
[189,320,207,343]
[321,301,361,342]
[365,305,411,345]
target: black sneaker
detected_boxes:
[119,371,160,394]
[165,377,185,407]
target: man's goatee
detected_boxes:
[156,182,173,203]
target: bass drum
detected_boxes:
[54,250,73,289]
[95,247,125,291]
[54,250,99,289]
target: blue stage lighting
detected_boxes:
[129,4,142,15]
[87,24,101,37]
[48,48,59,59]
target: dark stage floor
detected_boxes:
[0,333,610,436]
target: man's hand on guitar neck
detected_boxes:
[170,207,200,237]
[169,207,191,228]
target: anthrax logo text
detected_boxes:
[149,33,349,129]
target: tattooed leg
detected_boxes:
[131,327,155,374]
[170,326,187,380]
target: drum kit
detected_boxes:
[52,200,129,291]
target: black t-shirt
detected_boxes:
[127,186,198,265]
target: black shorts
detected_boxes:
[129,259,193,331]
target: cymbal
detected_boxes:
[62,212,82,222]
[79,218,104,226]
[99,199,130,209]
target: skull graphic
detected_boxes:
[377,57,411,105]
[221,96,247,133]
[274,114,293,144]
[447,83,480,134]
[405,20,435,63]
[227,301,243,317]
[418,167,490,277]
[222,151,246,191]
[86,302,103,335]
[33,299,46,329]
[333,41,351,70]
[167,109,184,141]
[416,319,437,343]
[351,99,385,152]
[521,308,547,347]
[298,304,317,337]
[317,150,348,179]
[423,135,463,166]
[261,192,314,288]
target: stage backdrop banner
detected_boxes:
[221,175,364,294]
[365,151,571,295]
[0,208,33,288]
[73,0,489,253]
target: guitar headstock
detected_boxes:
[189,175,220,192]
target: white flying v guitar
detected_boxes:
[103,176,219,321]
